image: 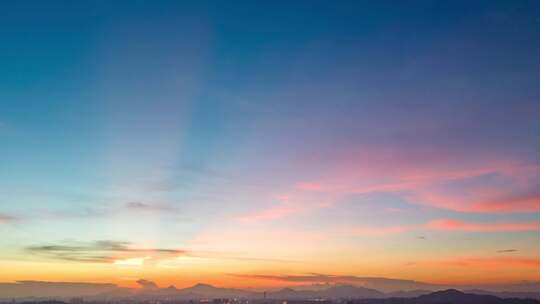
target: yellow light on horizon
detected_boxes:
[114,257,149,267]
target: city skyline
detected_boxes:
[1,0,540,290]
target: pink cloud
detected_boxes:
[413,189,540,214]
[426,219,540,232]
[237,147,540,223]
[344,218,540,236]
[468,194,540,213]
[293,146,540,214]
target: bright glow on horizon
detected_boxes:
[114,257,149,267]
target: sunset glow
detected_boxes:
[1,0,540,296]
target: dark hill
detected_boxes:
[355,289,540,304]
[416,289,505,303]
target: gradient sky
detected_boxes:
[1,0,540,289]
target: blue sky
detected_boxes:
[1,0,540,287]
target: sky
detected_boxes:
[1,0,540,289]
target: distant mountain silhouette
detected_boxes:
[355,289,540,304]
[466,289,540,300]
[268,285,384,299]
[417,289,504,303]
[320,285,384,299]
[179,283,257,298]
[386,290,432,298]
[3,281,540,301]
[6,289,540,304]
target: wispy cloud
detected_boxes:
[24,240,298,267]
[426,219,540,232]
[497,249,518,253]
[239,150,540,223]
[263,147,540,219]
[467,194,540,213]
[227,273,429,290]
[26,240,186,263]
[343,218,540,236]
[227,273,371,283]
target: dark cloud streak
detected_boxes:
[497,249,518,253]
[227,273,400,283]
[0,213,19,223]
[26,240,186,263]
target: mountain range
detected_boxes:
[2,280,540,301]
[355,289,540,304]
[3,289,540,304]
